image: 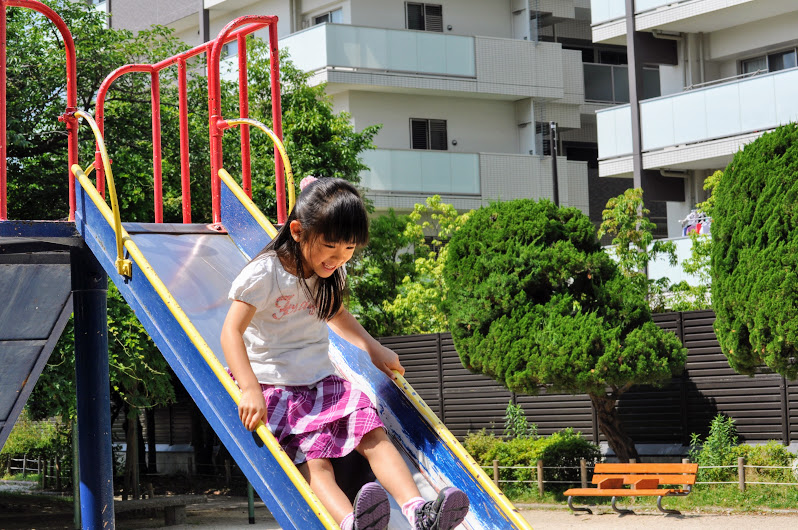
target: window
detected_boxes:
[411,119,447,150]
[742,49,797,74]
[406,3,443,32]
[313,8,343,25]
[221,41,238,59]
[535,123,551,156]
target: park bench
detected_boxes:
[563,462,698,515]
[114,494,207,525]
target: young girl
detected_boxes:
[221,177,470,530]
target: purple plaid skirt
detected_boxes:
[259,374,384,464]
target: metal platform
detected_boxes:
[0,222,81,449]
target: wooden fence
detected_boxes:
[379,310,798,446]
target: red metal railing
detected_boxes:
[94,15,284,225]
[0,0,78,221]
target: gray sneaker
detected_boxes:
[414,487,469,530]
[353,482,390,530]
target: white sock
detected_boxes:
[401,496,426,526]
[340,512,354,530]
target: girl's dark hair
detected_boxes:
[261,178,369,320]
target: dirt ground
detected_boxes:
[5,481,798,529]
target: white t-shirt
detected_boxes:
[228,252,335,386]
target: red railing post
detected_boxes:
[151,71,163,223]
[268,22,285,224]
[238,33,251,198]
[1,2,7,221]
[177,57,191,223]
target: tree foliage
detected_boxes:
[598,188,676,312]
[442,199,687,460]
[711,124,798,378]
[668,170,721,311]
[381,196,469,334]
[348,210,423,336]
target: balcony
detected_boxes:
[359,149,589,214]
[584,63,660,104]
[279,24,576,100]
[590,0,792,44]
[360,150,480,196]
[596,67,798,168]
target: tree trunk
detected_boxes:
[125,411,140,499]
[589,393,639,462]
[146,409,157,474]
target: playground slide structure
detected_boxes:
[0,2,531,528]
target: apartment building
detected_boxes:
[591,0,798,237]
[95,1,659,226]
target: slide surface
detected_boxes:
[72,169,531,530]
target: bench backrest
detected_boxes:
[592,463,698,487]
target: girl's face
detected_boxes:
[291,221,356,278]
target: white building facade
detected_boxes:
[591,0,798,237]
[97,0,661,223]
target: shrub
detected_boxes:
[689,414,738,482]
[504,401,538,440]
[464,428,599,493]
[733,441,796,483]
[711,123,798,378]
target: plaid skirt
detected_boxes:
[260,374,384,465]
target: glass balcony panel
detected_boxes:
[613,66,630,103]
[584,64,614,102]
[591,0,625,24]
[359,150,480,195]
[705,84,741,140]
[281,26,328,72]
[450,155,480,194]
[672,90,708,147]
[387,30,419,72]
[774,69,798,125]
[640,97,675,151]
[417,33,447,74]
[597,104,632,158]
[391,152,423,192]
[739,76,777,132]
[288,24,476,76]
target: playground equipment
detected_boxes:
[0,2,531,528]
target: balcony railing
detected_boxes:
[596,66,798,159]
[281,23,476,77]
[584,63,660,104]
[359,150,480,195]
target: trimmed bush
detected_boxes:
[464,428,600,492]
[711,123,798,378]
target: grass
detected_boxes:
[506,484,798,512]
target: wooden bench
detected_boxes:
[563,463,698,515]
[114,494,207,525]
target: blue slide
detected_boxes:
[69,163,531,530]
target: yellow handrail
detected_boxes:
[71,110,131,277]
[224,117,296,216]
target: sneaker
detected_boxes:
[414,487,469,530]
[353,482,390,530]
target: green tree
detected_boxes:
[668,170,721,311]
[348,210,423,336]
[381,196,470,334]
[711,123,798,378]
[442,199,687,461]
[598,188,676,312]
